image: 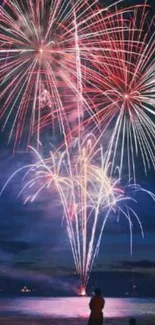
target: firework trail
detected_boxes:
[2,135,154,291]
[85,5,155,180]
[0,1,155,293]
[0,0,138,149]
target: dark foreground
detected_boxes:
[0,317,154,325]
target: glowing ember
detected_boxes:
[80,286,86,296]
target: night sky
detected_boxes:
[0,0,155,296]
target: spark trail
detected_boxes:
[1,135,154,290]
[86,5,155,180]
[0,0,138,148]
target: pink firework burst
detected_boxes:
[86,5,155,179]
[0,0,137,148]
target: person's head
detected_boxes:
[129,318,136,325]
[94,288,101,296]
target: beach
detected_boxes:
[0,316,154,325]
[0,297,154,324]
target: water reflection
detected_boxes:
[0,297,154,318]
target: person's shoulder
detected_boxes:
[90,296,97,303]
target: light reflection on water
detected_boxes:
[0,297,155,318]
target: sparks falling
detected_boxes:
[2,135,154,290]
[86,5,155,180]
[0,0,140,149]
[0,1,155,292]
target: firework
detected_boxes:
[86,5,155,180]
[2,135,153,290]
[0,0,155,292]
[0,0,138,148]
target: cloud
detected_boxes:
[108,259,155,276]
[0,240,31,254]
[0,265,78,294]
[121,260,155,269]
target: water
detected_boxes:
[0,297,154,318]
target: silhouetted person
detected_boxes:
[129,318,137,325]
[88,288,105,325]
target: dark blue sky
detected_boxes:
[0,0,155,295]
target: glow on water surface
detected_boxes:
[0,297,155,318]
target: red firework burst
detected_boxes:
[0,0,137,149]
[85,5,155,179]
